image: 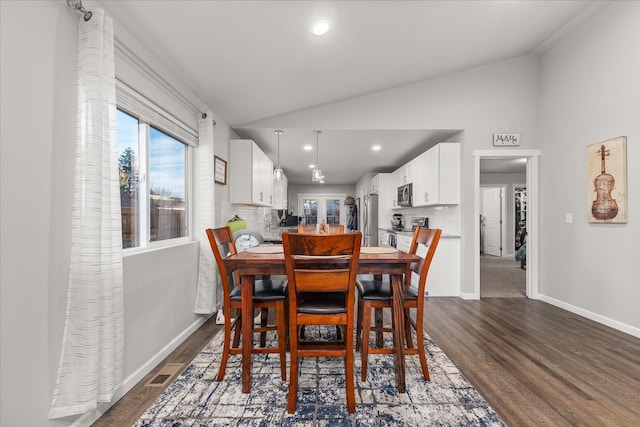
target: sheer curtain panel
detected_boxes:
[194,113,216,314]
[49,8,124,419]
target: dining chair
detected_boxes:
[356,227,442,382]
[298,224,345,233]
[282,231,362,413]
[205,226,288,383]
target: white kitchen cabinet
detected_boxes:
[396,233,412,253]
[400,236,461,296]
[395,161,414,185]
[390,169,401,208]
[412,143,460,206]
[373,173,393,228]
[371,174,380,194]
[230,139,273,206]
[272,174,288,209]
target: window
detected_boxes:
[298,194,345,226]
[116,95,194,249]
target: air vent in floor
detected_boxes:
[144,362,184,388]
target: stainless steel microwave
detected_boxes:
[397,183,412,207]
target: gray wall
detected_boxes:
[246,3,639,332]
[537,2,639,331]
[0,2,231,425]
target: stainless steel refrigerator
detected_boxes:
[363,193,378,246]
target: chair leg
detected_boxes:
[375,308,384,347]
[356,297,363,351]
[345,324,356,413]
[217,310,233,381]
[361,301,372,381]
[404,308,414,348]
[275,301,287,381]
[413,312,430,381]
[260,308,268,347]
[287,324,299,414]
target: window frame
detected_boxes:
[116,81,197,253]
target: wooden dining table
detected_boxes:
[222,244,419,393]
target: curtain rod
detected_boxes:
[66,0,92,22]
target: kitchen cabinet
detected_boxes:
[399,235,461,296]
[412,143,460,206]
[396,233,412,253]
[230,139,273,206]
[272,174,288,209]
[372,173,393,228]
[371,174,379,194]
[395,161,414,186]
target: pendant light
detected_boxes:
[311,130,324,182]
[273,130,284,181]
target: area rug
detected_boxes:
[134,326,505,426]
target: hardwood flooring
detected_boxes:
[92,299,640,426]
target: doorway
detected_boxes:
[473,150,540,299]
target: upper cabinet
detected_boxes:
[230,139,273,206]
[412,143,460,206]
[272,174,288,210]
[394,161,414,186]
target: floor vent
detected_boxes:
[145,362,184,388]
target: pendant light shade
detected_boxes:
[273,130,284,181]
[312,130,324,183]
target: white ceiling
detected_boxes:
[102,0,594,183]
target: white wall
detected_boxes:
[0,2,229,425]
[246,54,541,298]
[538,1,639,333]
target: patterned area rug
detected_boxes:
[134,326,505,426]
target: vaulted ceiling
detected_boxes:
[102,0,595,182]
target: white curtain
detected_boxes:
[49,8,124,419]
[194,112,216,314]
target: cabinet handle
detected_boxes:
[259,191,263,202]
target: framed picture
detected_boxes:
[587,136,627,223]
[214,155,227,185]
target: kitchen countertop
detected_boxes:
[380,227,461,239]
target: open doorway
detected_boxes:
[480,183,526,298]
[473,150,540,300]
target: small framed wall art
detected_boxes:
[214,155,227,185]
[587,136,627,223]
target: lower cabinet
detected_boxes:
[399,235,460,296]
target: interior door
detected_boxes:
[299,194,344,226]
[482,187,502,256]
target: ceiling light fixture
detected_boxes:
[312,20,330,36]
[311,130,324,183]
[372,145,382,151]
[273,130,284,181]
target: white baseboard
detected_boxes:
[538,294,640,338]
[70,315,212,427]
[459,292,479,300]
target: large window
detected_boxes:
[117,108,190,249]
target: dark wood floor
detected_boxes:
[93,298,640,426]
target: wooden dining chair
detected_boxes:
[282,231,362,413]
[205,226,288,383]
[356,227,442,382]
[298,224,344,233]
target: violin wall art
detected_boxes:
[587,136,627,223]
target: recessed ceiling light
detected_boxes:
[371,145,381,151]
[312,20,330,36]
[309,164,315,168]
[304,145,313,151]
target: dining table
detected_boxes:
[222,243,420,394]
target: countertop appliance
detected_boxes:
[397,183,413,207]
[391,213,404,231]
[410,216,429,231]
[363,193,378,246]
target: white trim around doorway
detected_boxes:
[472,149,540,300]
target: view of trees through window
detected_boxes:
[117,109,188,248]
